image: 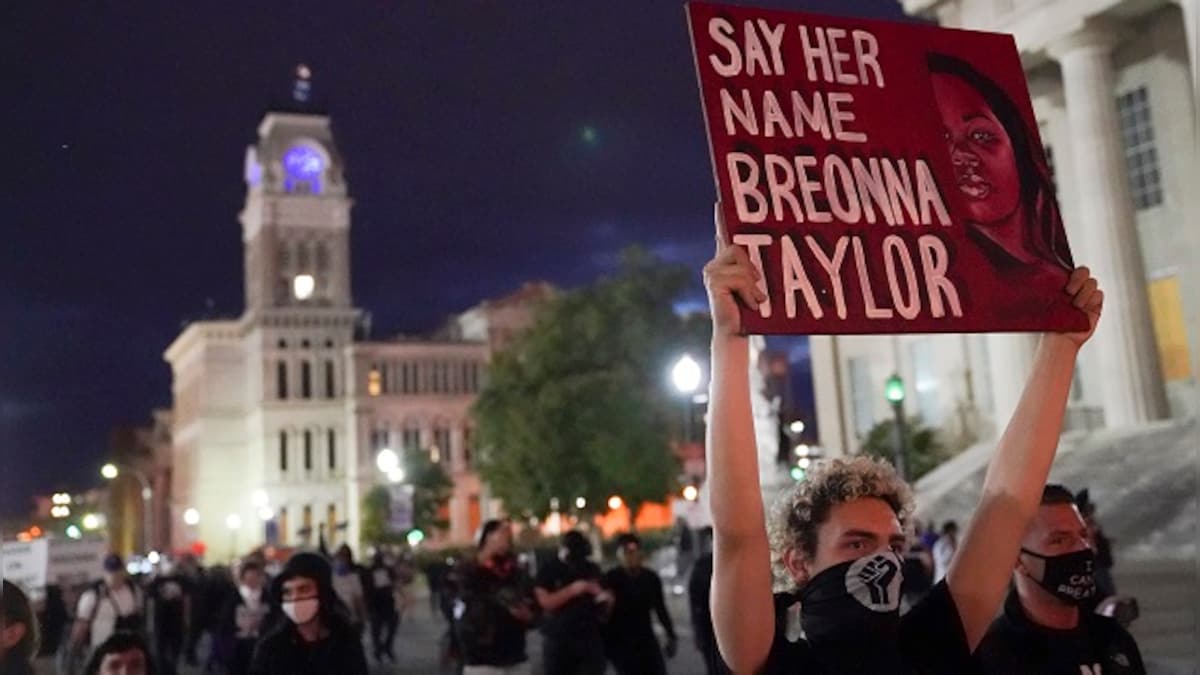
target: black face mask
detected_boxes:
[799,552,904,659]
[1020,548,1097,604]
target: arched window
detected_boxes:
[279,431,289,473]
[277,362,289,400]
[325,361,336,398]
[327,429,337,470]
[304,430,313,470]
[301,361,312,399]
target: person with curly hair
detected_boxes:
[703,203,1104,674]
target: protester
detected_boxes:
[200,564,237,672]
[176,555,205,667]
[83,632,154,675]
[900,531,935,610]
[453,519,538,674]
[932,520,959,583]
[1,580,39,675]
[72,555,146,656]
[687,527,729,675]
[219,560,270,675]
[702,205,1104,674]
[534,530,611,675]
[146,557,192,675]
[975,484,1146,674]
[1076,488,1118,601]
[602,533,677,675]
[331,545,368,636]
[366,550,399,663]
[248,552,368,675]
[673,517,695,583]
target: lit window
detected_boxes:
[1117,87,1163,210]
[367,368,382,397]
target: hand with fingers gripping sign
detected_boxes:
[703,203,767,338]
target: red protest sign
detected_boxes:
[686,2,1089,335]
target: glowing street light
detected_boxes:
[387,468,406,484]
[671,355,703,394]
[183,508,200,526]
[376,448,400,474]
[226,514,242,531]
[682,485,699,501]
[406,529,425,547]
[788,420,806,435]
[100,464,119,480]
[575,497,586,510]
[66,525,82,540]
[607,495,624,511]
[82,513,102,531]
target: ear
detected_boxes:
[782,546,811,587]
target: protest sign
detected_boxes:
[687,2,1089,334]
[1,539,49,592]
[388,484,415,534]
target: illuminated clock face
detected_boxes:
[282,145,324,180]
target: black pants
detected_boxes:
[542,634,605,675]
[607,633,667,675]
[154,628,184,675]
[370,609,399,658]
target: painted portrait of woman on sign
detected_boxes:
[928,53,1074,311]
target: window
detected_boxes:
[328,429,337,470]
[327,504,337,543]
[279,431,289,472]
[461,362,472,393]
[1117,87,1163,210]
[304,430,313,470]
[462,427,473,469]
[367,368,382,397]
[848,357,875,437]
[325,361,336,398]
[402,425,421,452]
[301,361,312,399]
[302,505,313,540]
[433,425,451,462]
[371,427,389,452]
[277,362,288,400]
[316,243,330,272]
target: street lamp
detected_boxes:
[183,508,200,526]
[682,485,699,502]
[101,462,154,553]
[82,513,103,531]
[376,448,399,474]
[607,495,624,511]
[672,354,704,443]
[884,373,908,481]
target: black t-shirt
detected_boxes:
[763,581,973,675]
[534,557,604,639]
[148,575,193,633]
[975,590,1145,675]
[602,566,675,644]
[455,557,535,667]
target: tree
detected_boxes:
[474,247,709,524]
[858,417,953,482]
[360,446,454,545]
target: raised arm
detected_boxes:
[948,267,1103,649]
[704,205,775,674]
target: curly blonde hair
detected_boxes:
[767,456,914,591]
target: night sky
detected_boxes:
[1,1,908,518]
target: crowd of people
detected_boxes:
[0,211,1152,675]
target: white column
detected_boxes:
[985,334,1040,433]
[1049,25,1170,426]
[809,336,849,456]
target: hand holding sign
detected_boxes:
[704,202,767,338]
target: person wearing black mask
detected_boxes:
[975,484,1146,674]
[1,580,39,675]
[602,533,677,675]
[703,204,1105,674]
[534,530,612,675]
[248,552,368,675]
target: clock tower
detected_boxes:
[240,110,353,314]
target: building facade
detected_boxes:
[164,106,547,560]
[813,0,1197,455]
